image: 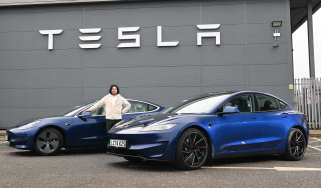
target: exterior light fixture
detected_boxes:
[271,20,282,48]
[271,20,282,28]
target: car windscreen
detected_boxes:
[64,104,92,117]
[168,93,231,114]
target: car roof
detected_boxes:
[183,90,288,103]
[206,90,290,105]
[83,98,162,108]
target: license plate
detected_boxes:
[109,139,127,148]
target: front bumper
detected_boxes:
[107,131,178,161]
[7,129,35,150]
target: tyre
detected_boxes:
[123,156,144,163]
[175,128,210,170]
[34,128,63,155]
[284,128,307,161]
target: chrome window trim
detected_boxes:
[125,99,161,115]
[75,99,161,117]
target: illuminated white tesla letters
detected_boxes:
[78,28,102,49]
[39,29,63,50]
[157,26,180,47]
[196,24,221,46]
[39,24,221,50]
[117,27,141,48]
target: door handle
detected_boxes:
[281,113,288,118]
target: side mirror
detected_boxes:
[78,111,91,119]
[218,106,240,116]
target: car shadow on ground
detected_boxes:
[107,155,282,172]
[108,160,178,172]
[7,148,107,157]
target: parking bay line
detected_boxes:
[202,166,321,172]
[311,137,321,142]
[308,145,321,152]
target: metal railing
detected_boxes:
[294,78,321,129]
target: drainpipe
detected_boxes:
[307,0,316,78]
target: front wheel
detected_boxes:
[34,128,63,155]
[284,128,307,161]
[175,128,210,170]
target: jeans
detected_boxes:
[106,119,121,132]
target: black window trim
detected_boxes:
[253,93,288,113]
[83,99,161,117]
[125,99,161,115]
[215,93,255,114]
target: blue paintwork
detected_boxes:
[107,91,309,162]
[7,100,164,151]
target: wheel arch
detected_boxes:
[176,124,214,160]
[291,125,308,146]
[34,125,66,147]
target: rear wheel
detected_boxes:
[284,128,307,161]
[34,128,63,155]
[175,128,210,170]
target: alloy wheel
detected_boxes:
[177,128,209,169]
[36,128,61,155]
[289,129,306,159]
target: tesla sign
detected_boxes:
[39,24,221,50]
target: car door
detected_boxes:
[68,100,161,147]
[250,93,287,150]
[213,94,262,155]
[68,106,106,147]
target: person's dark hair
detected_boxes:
[109,84,120,94]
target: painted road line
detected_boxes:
[202,166,321,172]
[311,137,321,142]
[309,140,321,144]
[274,167,321,171]
[308,145,321,152]
[202,166,273,170]
[0,141,8,144]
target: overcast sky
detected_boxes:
[292,9,321,78]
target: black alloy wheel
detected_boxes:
[175,128,210,170]
[285,128,307,161]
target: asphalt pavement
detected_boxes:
[0,138,321,188]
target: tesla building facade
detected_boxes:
[0,0,320,128]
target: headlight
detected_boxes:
[116,123,176,134]
[114,119,136,128]
[141,123,176,132]
[16,121,41,130]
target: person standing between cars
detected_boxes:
[87,84,131,131]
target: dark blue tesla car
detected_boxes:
[107,91,309,170]
[7,99,164,155]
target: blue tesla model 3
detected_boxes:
[107,91,309,170]
[7,99,164,155]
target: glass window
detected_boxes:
[128,101,157,113]
[278,100,288,110]
[84,101,158,115]
[217,94,253,113]
[255,94,279,112]
[172,94,231,114]
[91,106,105,116]
[147,104,157,111]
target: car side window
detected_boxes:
[217,94,253,113]
[127,101,157,113]
[254,94,279,112]
[91,106,105,116]
[278,100,288,110]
